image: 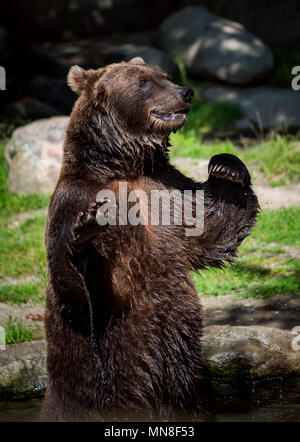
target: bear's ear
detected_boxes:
[67,65,92,95]
[128,57,145,65]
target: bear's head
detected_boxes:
[67,57,194,138]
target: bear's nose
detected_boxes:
[179,87,194,104]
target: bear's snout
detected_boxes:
[178,87,194,104]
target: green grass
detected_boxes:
[179,100,242,136]
[0,138,49,303]
[0,282,45,304]
[192,207,300,299]
[171,57,242,137]
[0,216,47,304]
[170,94,300,185]
[2,316,43,344]
[243,136,300,186]
[0,217,47,278]
[170,132,300,185]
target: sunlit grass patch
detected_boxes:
[179,100,242,136]
[0,282,45,304]
[0,216,47,280]
[170,133,300,185]
[251,207,300,247]
[243,136,300,186]
[192,208,300,299]
[2,316,43,344]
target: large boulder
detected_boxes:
[102,45,178,77]
[190,0,300,46]
[0,341,47,400]
[1,325,299,399]
[4,97,60,120]
[203,85,300,131]
[38,38,178,77]
[4,117,69,195]
[158,6,274,85]
[1,0,177,41]
[223,0,300,46]
[203,325,300,378]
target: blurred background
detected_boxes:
[0,0,300,422]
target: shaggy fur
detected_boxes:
[42,58,259,421]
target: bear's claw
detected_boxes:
[71,200,110,245]
[208,153,250,187]
[73,201,106,233]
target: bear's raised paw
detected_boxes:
[208,153,250,187]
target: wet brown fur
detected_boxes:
[42,58,259,421]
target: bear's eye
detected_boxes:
[139,77,152,87]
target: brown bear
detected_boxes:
[42,57,259,421]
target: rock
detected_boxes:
[4,97,60,120]
[224,0,300,46]
[203,86,300,131]
[38,32,156,68]
[28,77,76,115]
[193,0,300,46]
[0,36,69,103]
[0,341,47,400]
[203,325,300,378]
[1,325,299,400]
[38,39,177,77]
[2,1,176,41]
[158,6,274,85]
[4,117,68,195]
[102,45,178,76]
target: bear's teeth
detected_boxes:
[151,111,181,121]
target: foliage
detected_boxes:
[171,132,300,185]
[2,316,43,344]
[192,208,300,299]
[0,139,49,303]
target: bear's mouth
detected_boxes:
[150,108,189,122]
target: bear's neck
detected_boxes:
[62,104,170,182]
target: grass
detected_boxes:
[171,132,300,186]
[192,207,300,299]
[0,282,45,305]
[172,57,242,137]
[2,316,43,344]
[0,138,49,303]
[169,73,300,186]
[179,100,242,136]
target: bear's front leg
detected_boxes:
[189,153,259,270]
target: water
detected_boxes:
[0,377,299,422]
